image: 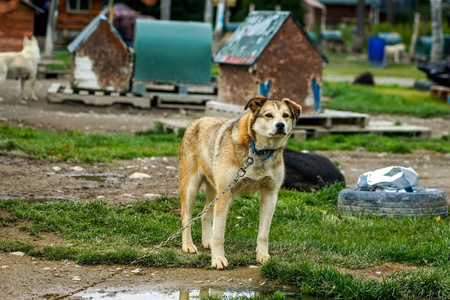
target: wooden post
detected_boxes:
[409,13,420,61]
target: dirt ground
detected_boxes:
[0,79,449,299]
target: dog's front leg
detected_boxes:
[256,188,278,264]
[29,73,38,101]
[211,192,232,269]
[18,77,26,100]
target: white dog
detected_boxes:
[0,36,40,101]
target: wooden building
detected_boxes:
[56,0,103,40]
[67,15,132,92]
[214,11,325,114]
[0,0,43,52]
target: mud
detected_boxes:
[0,79,449,299]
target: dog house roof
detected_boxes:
[214,11,320,65]
[67,14,126,53]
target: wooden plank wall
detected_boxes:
[56,0,102,31]
[0,4,35,52]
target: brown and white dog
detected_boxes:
[0,36,40,101]
[179,95,301,269]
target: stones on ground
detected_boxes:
[70,166,84,172]
[129,172,151,179]
[165,166,177,170]
[72,276,81,281]
[52,166,62,172]
[144,193,161,199]
[10,251,26,257]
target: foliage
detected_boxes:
[0,184,448,298]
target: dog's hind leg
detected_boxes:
[179,162,202,254]
[201,181,216,249]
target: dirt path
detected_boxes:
[0,79,449,299]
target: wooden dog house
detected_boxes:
[67,15,132,92]
[214,11,325,114]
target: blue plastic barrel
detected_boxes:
[368,37,386,67]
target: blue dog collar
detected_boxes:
[250,137,275,161]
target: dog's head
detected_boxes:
[23,36,40,54]
[244,95,301,138]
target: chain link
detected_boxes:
[54,153,256,299]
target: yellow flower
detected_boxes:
[436,216,441,223]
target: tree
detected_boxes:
[352,0,365,53]
[430,0,443,62]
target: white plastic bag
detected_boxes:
[357,166,419,192]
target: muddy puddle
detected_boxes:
[59,173,126,183]
[79,288,312,299]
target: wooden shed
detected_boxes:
[0,0,43,52]
[56,0,102,38]
[67,15,132,93]
[214,11,325,114]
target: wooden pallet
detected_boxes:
[47,83,151,108]
[430,85,450,99]
[154,92,217,110]
[205,101,432,138]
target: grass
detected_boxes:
[323,81,450,118]
[1,124,449,164]
[0,185,448,298]
[287,133,450,154]
[0,124,182,163]
[323,52,428,81]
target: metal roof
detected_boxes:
[214,11,319,65]
[318,0,380,5]
[67,15,126,53]
[20,0,44,13]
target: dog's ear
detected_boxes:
[282,98,302,121]
[244,95,267,114]
[23,36,30,45]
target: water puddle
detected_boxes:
[79,288,311,299]
[60,173,125,183]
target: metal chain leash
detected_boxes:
[53,153,256,300]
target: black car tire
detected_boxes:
[338,188,448,218]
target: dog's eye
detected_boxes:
[265,113,273,118]
[283,113,290,118]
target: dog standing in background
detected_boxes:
[0,36,40,101]
[179,95,301,269]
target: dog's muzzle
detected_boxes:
[275,122,286,135]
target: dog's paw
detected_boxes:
[31,96,38,101]
[211,256,228,269]
[256,252,271,264]
[202,240,212,249]
[181,243,198,254]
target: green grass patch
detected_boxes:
[1,124,449,163]
[287,133,450,154]
[0,124,182,163]
[0,184,449,298]
[323,53,427,81]
[323,82,450,118]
